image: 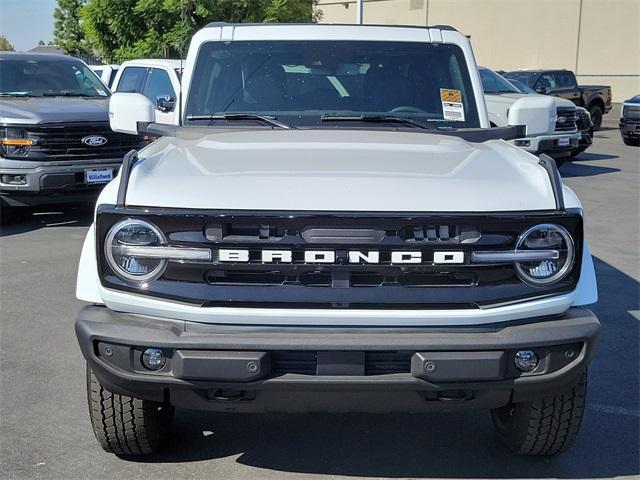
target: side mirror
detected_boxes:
[109,92,155,135]
[508,96,556,136]
[535,85,548,94]
[156,95,176,113]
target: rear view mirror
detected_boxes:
[508,96,556,137]
[109,92,155,135]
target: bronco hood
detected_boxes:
[120,129,557,212]
[0,96,110,124]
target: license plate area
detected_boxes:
[85,168,113,184]
[556,137,570,147]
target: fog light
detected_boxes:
[141,348,166,370]
[1,174,26,185]
[514,350,539,372]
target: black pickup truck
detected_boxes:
[504,69,612,130]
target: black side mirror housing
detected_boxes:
[535,86,548,94]
[156,95,176,112]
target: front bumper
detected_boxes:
[76,305,600,413]
[511,132,580,158]
[620,121,640,139]
[0,157,121,206]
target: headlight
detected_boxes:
[0,127,32,157]
[105,219,167,283]
[515,224,574,286]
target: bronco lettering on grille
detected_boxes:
[218,249,465,265]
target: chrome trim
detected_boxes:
[113,245,212,262]
[471,250,560,263]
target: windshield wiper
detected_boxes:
[321,114,434,130]
[0,92,37,97]
[42,92,95,97]
[186,113,292,129]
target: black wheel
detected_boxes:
[87,366,174,455]
[623,137,639,146]
[491,370,587,456]
[588,104,603,130]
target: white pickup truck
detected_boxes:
[75,23,599,457]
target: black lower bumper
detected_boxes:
[75,306,600,413]
[620,122,640,138]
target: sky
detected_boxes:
[1,0,57,51]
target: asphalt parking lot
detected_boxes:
[1,108,638,480]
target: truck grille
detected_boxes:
[576,109,591,131]
[622,104,640,120]
[18,122,143,161]
[555,107,577,132]
[97,207,584,309]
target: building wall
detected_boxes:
[316,0,640,102]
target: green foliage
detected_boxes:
[82,0,320,63]
[54,0,89,56]
[0,35,15,51]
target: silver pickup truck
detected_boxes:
[0,53,144,220]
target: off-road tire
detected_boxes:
[623,137,639,146]
[491,370,587,456]
[87,366,174,455]
[588,104,603,130]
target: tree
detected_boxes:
[54,0,88,56]
[82,0,320,63]
[0,35,14,51]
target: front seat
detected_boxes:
[242,61,287,111]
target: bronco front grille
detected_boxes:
[96,206,583,309]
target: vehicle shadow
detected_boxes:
[124,258,639,478]
[570,152,619,162]
[560,161,620,178]
[0,205,93,237]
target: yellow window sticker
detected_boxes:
[440,88,462,103]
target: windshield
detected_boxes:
[0,58,109,97]
[479,68,519,94]
[185,41,480,128]
[507,77,536,94]
[504,71,538,87]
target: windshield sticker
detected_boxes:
[440,88,462,103]
[440,88,465,122]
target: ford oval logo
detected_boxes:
[557,116,567,124]
[82,135,108,147]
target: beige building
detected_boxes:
[315,0,640,102]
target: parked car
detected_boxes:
[504,69,612,130]
[480,67,580,164]
[0,53,145,221]
[90,64,120,89]
[110,59,182,125]
[506,75,593,157]
[619,95,640,146]
[76,23,599,457]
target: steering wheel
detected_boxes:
[390,105,425,114]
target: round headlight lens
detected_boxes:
[515,224,574,286]
[105,219,167,283]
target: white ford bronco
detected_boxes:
[75,23,599,456]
